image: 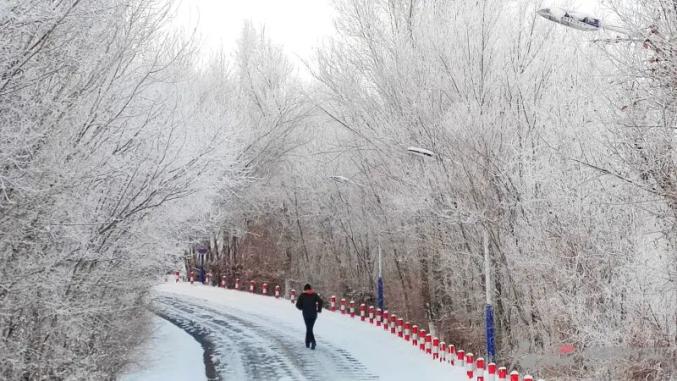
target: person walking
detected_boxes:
[295,283,323,349]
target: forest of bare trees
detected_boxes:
[1,0,675,380]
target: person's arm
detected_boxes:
[295,294,304,310]
[316,294,323,313]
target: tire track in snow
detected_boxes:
[154,293,378,381]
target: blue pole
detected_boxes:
[485,303,496,362]
[376,276,384,310]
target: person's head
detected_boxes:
[303,283,312,291]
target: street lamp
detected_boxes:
[406,146,497,362]
[407,146,435,158]
[328,175,351,184]
[328,175,385,310]
[537,7,630,35]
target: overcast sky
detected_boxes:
[174,0,336,67]
[172,0,606,68]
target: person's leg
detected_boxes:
[307,316,317,349]
[303,316,312,348]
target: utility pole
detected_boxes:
[484,228,496,362]
[377,242,384,310]
[407,146,497,360]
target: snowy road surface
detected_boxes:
[151,283,469,381]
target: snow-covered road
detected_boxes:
[153,283,468,381]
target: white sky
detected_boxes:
[172,0,606,69]
[173,0,336,67]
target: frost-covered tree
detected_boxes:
[0,1,241,378]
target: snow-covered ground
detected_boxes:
[140,282,469,381]
[120,313,205,381]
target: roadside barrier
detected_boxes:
[404,322,411,341]
[488,362,496,381]
[457,349,465,367]
[466,353,475,379]
[477,357,485,381]
[448,344,455,365]
[498,366,507,381]
[418,329,426,351]
[383,310,389,331]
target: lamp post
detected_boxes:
[328,175,384,310]
[407,146,496,362]
[536,7,630,35]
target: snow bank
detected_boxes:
[119,314,205,381]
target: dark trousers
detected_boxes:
[303,315,317,345]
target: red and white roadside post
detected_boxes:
[487,363,496,381]
[523,375,534,381]
[404,322,411,341]
[368,306,375,323]
[376,308,382,326]
[359,304,366,321]
[190,271,194,284]
[274,285,281,298]
[262,282,268,295]
[457,349,466,367]
[411,325,419,346]
[510,371,520,381]
[440,342,447,363]
[390,314,397,334]
[175,271,180,283]
[466,353,475,379]
[498,367,507,381]
[418,329,426,351]
[476,357,486,381]
[290,289,297,304]
[349,300,356,318]
[220,275,226,288]
[397,318,404,338]
[382,311,389,331]
[249,280,256,293]
[330,296,337,312]
[234,278,239,289]
[425,334,432,355]
[448,344,456,366]
[340,298,347,314]
[432,337,440,359]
